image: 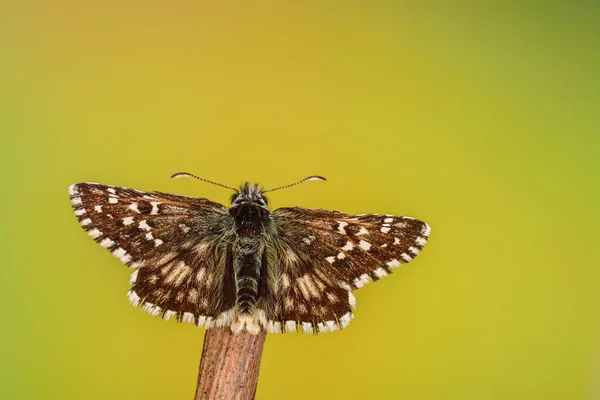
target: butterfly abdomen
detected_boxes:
[233,243,263,315]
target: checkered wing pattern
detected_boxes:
[69,182,238,328]
[264,207,431,334]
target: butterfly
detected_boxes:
[69,173,431,334]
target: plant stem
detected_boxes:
[194,327,267,399]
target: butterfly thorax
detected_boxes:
[229,183,270,237]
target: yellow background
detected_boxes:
[1,2,599,399]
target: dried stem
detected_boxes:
[194,327,267,400]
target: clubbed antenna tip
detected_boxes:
[263,175,326,193]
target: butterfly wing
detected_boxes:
[69,182,237,327]
[264,207,431,334]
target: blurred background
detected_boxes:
[1,2,599,399]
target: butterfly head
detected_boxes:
[230,183,269,210]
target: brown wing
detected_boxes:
[262,207,431,334]
[69,182,237,327]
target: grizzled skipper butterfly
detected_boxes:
[69,174,430,334]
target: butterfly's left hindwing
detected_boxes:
[69,182,237,327]
[264,207,431,334]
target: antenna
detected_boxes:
[263,175,326,193]
[171,172,239,192]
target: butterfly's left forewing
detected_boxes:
[265,207,431,334]
[69,182,237,326]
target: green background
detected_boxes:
[1,2,599,399]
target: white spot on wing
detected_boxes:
[88,228,102,239]
[74,209,86,216]
[337,221,348,234]
[302,322,314,334]
[254,309,267,327]
[271,321,282,334]
[342,241,354,251]
[408,246,420,255]
[302,235,316,245]
[348,292,356,308]
[353,274,370,288]
[154,239,163,247]
[94,205,103,213]
[179,224,191,233]
[326,256,336,264]
[128,203,140,213]
[281,274,290,289]
[380,227,391,233]
[142,303,162,317]
[163,310,176,321]
[336,252,345,260]
[415,236,427,246]
[139,220,151,231]
[358,240,372,251]
[100,238,115,248]
[401,253,413,262]
[356,226,369,236]
[150,201,161,215]
[127,290,140,306]
[386,259,401,268]
[182,312,195,324]
[423,223,431,237]
[108,197,118,204]
[326,321,338,331]
[339,312,353,328]
[80,218,92,226]
[196,267,206,283]
[107,188,116,194]
[285,320,297,332]
[384,217,394,223]
[68,184,79,196]
[122,217,134,225]
[112,247,131,263]
[166,261,191,286]
[297,274,319,299]
[374,267,388,278]
[71,197,82,206]
[129,269,138,284]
